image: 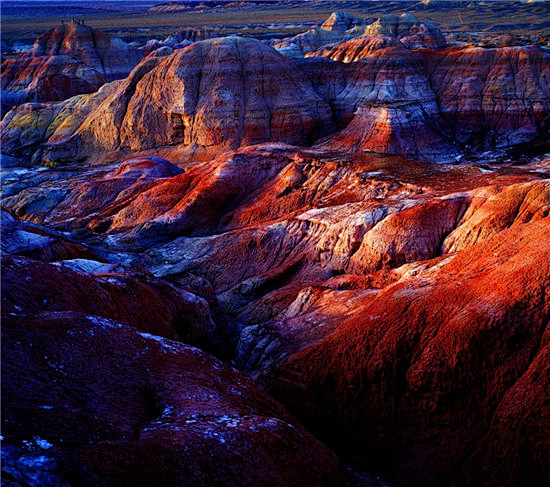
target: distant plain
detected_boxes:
[2,0,550,49]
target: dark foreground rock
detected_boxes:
[2,311,358,487]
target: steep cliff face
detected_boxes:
[1,24,143,111]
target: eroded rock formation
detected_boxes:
[2,12,550,487]
[3,23,548,165]
[1,23,143,113]
[262,216,550,487]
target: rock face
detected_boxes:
[0,49,174,162]
[1,23,143,112]
[422,45,550,148]
[272,11,367,58]
[0,81,120,162]
[8,37,332,164]
[2,10,550,487]
[2,309,357,486]
[307,39,460,162]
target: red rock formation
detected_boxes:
[273,12,444,58]
[1,115,549,487]
[1,23,143,109]
[0,48,173,162]
[421,45,550,148]
[321,11,365,32]
[272,11,367,58]
[2,31,548,164]
[2,310,357,486]
[2,156,183,231]
[262,216,550,487]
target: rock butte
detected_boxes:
[2,10,550,487]
[1,23,143,114]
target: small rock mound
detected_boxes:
[320,11,364,32]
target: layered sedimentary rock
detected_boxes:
[362,12,446,49]
[1,37,332,164]
[1,23,143,112]
[4,31,548,165]
[422,45,550,148]
[2,6,550,487]
[0,81,120,162]
[0,48,173,162]
[308,38,461,162]
[273,11,445,58]
[272,11,367,58]
[306,41,550,161]
[1,156,184,231]
[321,11,365,32]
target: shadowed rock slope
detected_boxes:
[2,306,357,486]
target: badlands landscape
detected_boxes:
[1,1,549,486]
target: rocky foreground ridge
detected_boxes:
[3,143,550,486]
[2,11,550,487]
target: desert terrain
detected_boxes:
[1,1,549,486]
